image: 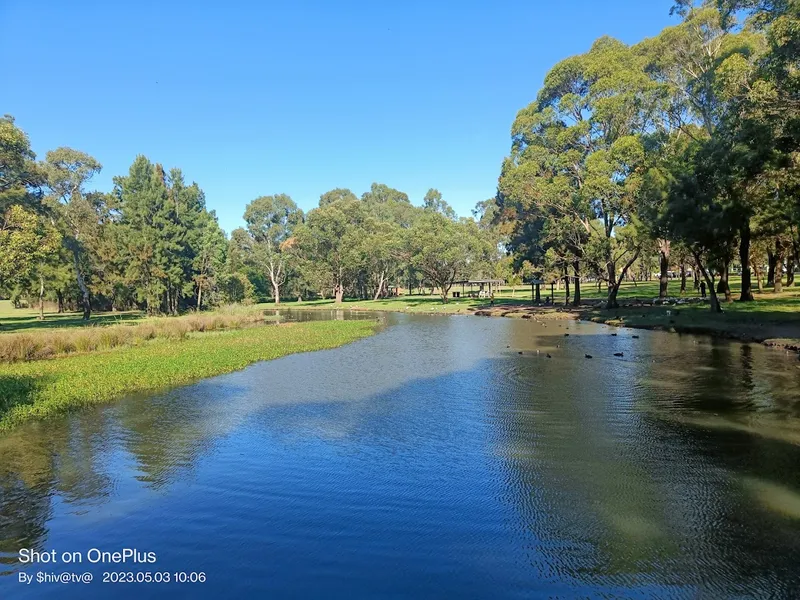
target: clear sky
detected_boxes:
[2,0,677,234]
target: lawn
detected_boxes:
[0,300,145,333]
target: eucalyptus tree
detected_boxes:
[362,182,416,228]
[406,212,487,303]
[294,199,367,303]
[644,2,766,300]
[499,37,654,308]
[663,136,740,312]
[43,147,102,319]
[243,194,303,304]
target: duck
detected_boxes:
[585,354,593,359]
[614,352,624,357]
[564,333,570,337]
[632,335,640,339]
[546,353,552,358]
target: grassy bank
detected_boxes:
[264,282,800,348]
[0,320,376,431]
[0,308,278,362]
[579,294,800,346]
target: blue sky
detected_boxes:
[2,1,677,234]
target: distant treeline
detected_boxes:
[0,120,509,317]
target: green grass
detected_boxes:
[0,307,278,362]
[0,320,376,431]
[0,300,145,333]
[580,292,800,342]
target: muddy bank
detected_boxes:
[469,303,800,355]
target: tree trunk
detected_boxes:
[680,262,687,295]
[717,260,732,302]
[754,260,764,293]
[774,240,784,294]
[787,256,796,287]
[57,290,64,313]
[739,221,754,301]
[373,271,386,301]
[693,267,699,290]
[692,250,722,313]
[572,261,581,307]
[72,248,91,321]
[38,274,45,320]
[334,283,344,303]
[564,269,570,306]
[658,240,670,298]
[767,250,776,286]
[197,285,203,311]
[606,248,640,309]
[273,281,281,305]
[606,256,617,294]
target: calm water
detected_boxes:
[2,313,800,599]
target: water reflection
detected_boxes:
[0,313,799,598]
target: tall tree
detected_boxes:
[643,3,763,300]
[406,212,486,303]
[43,147,102,320]
[243,194,302,304]
[294,199,367,303]
[499,37,653,308]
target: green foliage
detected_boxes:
[423,188,457,220]
[0,206,61,285]
[319,188,358,207]
[498,36,654,307]
[112,156,224,314]
[406,212,489,302]
[242,194,303,303]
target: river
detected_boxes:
[1,312,800,598]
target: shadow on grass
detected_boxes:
[0,374,42,419]
[580,302,800,342]
[0,312,144,334]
